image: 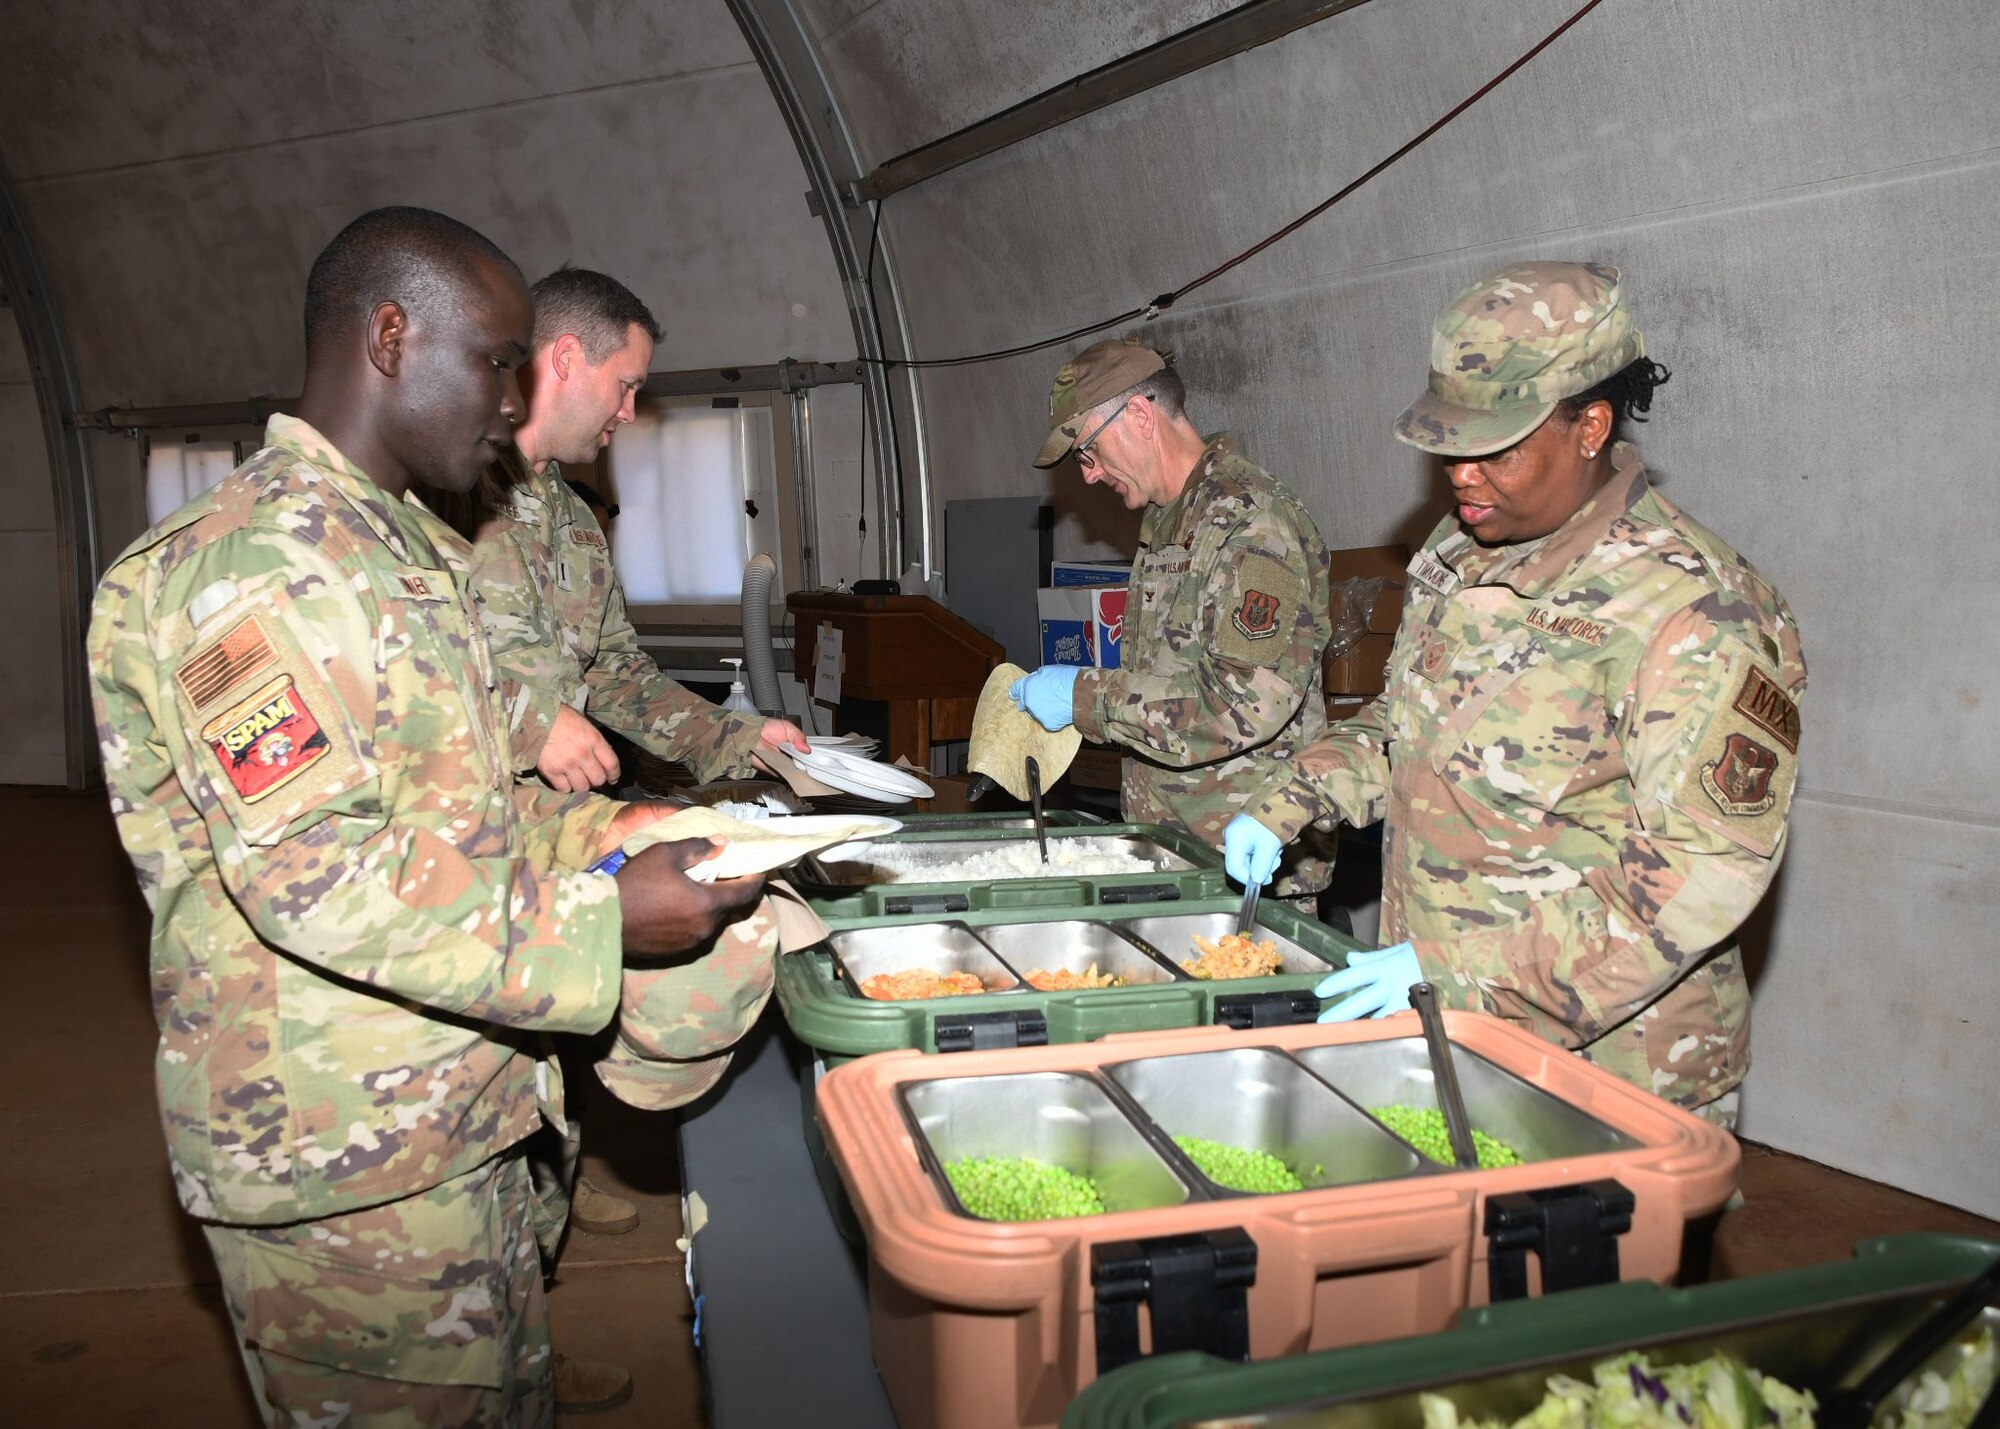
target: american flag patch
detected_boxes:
[175,616,278,709]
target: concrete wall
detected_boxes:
[801,0,2000,1214]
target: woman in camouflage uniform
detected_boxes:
[1226,263,1806,1123]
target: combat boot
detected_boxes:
[571,1175,640,1235]
[553,1353,634,1413]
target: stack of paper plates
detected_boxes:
[792,746,934,802]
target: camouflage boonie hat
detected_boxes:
[1033,338,1167,468]
[1395,261,1644,457]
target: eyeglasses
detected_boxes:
[1072,402,1128,471]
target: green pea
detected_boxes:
[1369,1106,1522,1168]
[943,1155,1107,1221]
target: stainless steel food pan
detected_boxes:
[826,923,1020,999]
[1104,1047,1423,1192]
[1294,1036,1635,1166]
[1115,912,1340,979]
[974,920,1182,988]
[901,1072,1190,1217]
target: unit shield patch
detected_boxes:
[199,673,333,803]
[1701,731,1780,815]
[1233,589,1281,640]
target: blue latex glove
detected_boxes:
[1316,942,1423,1022]
[1223,814,1283,888]
[1009,665,1080,732]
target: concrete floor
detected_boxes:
[3,784,1995,1426]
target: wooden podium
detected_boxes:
[787,592,1005,770]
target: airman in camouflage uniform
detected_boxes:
[1024,339,1333,899]
[444,269,806,1264]
[468,445,770,782]
[1236,263,1806,1116]
[88,210,766,1426]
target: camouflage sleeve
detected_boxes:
[1429,614,1804,1048]
[581,575,764,782]
[1243,697,1395,840]
[132,534,623,1034]
[89,571,194,911]
[463,526,571,773]
[510,782,625,874]
[1072,511,1322,766]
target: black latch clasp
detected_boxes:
[884,893,969,916]
[1091,1228,1256,1375]
[1484,1178,1635,1302]
[933,1010,1048,1053]
[1098,883,1180,905]
[1215,990,1320,1028]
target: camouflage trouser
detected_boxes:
[1690,1089,1741,1132]
[595,897,780,1111]
[202,1151,550,1429]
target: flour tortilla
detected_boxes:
[967,662,1083,801]
[621,807,900,882]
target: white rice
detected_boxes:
[820,836,1163,884]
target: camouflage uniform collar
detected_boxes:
[266,414,429,564]
[264,414,457,569]
[1147,433,1240,545]
[1438,441,1648,595]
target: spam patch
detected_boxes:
[175,616,278,709]
[198,674,333,803]
[1732,666,1800,753]
[1524,605,1610,647]
[1232,589,1283,640]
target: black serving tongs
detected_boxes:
[1409,982,1481,1171]
[1024,755,1048,864]
[1818,1251,2000,1428]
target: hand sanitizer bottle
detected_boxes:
[720,658,757,714]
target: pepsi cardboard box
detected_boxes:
[1037,586,1126,668]
[1049,559,1132,588]
[1038,587,1096,667]
[1090,586,1126,670]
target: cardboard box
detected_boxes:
[1089,586,1125,670]
[1323,545,1409,697]
[1037,586,1095,666]
[1037,586,1125,668]
[1324,632,1396,697]
[1049,559,1131,587]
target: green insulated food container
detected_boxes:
[1060,1232,2000,1429]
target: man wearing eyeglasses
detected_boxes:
[1010,338,1335,904]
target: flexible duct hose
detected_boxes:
[739,553,784,716]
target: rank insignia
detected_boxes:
[1701,731,1780,816]
[199,673,333,803]
[1232,589,1282,640]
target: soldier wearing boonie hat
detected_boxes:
[1227,261,1808,1123]
[1012,336,1336,905]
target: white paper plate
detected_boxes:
[797,748,935,799]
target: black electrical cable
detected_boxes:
[862,0,1608,372]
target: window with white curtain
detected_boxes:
[606,394,799,621]
[144,438,242,526]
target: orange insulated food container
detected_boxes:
[814,1011,1739,1429]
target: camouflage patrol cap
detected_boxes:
[1395,261,1644,457]
[1033,338,1167,468]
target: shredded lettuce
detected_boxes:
[1413,1332,1995,1429]
[1419,1352,1815,1429]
